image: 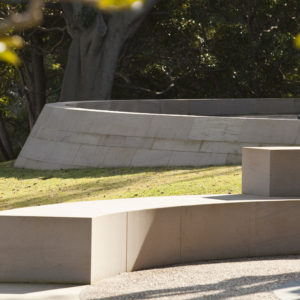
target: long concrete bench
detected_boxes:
[1,194,300,284]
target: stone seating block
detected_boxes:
[242,147,300,196]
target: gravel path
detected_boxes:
[80,256,300,300]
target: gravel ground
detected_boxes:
[80,255,300,300]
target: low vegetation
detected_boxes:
[0,161,241,211]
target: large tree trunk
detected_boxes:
[19,31,46,129]
[60,1,157,101]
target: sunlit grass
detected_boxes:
[0,161,241,211]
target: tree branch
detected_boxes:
[0,0,45,35]
[0,0,29,4]
[115,71,175,96]
[0,0,147,36]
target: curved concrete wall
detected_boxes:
[15,99,300,169]
[67,98,300,115]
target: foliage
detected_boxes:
[0,0,144,65]
[0,162,241,210]
[1,0,300,161]
[0,61,26,155]
[113,0,300,98]
[0,2,69,159]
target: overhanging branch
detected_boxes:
[0,0,148,36]
[0,0,45,34]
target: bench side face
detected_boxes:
[0,216,92,284]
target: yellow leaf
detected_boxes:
[0,49,21,66]
[0,36,24,66]
[1,36,24,49]
[97,0,144,11]
[0,42,7,53]
[294,33,300,49]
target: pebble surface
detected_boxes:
[80,255,300,300]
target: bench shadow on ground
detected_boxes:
[83,267,300,300]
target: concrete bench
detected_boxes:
[1,194,300,284]
[242,147,300,196]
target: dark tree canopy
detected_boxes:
[113,0,300,99]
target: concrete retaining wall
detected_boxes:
[15,99,300,169]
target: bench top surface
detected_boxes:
[1,194,300,218]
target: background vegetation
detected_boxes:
[1,0,300,161]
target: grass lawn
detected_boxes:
[0,161,241,211]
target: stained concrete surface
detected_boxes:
[0,284,87,300]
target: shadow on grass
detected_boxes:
[0,161,233,180]
[0,176,140,210]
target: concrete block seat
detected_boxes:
[14,98,300,170]
[243,146,300,196]
[1,194,300,284]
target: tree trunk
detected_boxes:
[0,113,14,160]
[60,0,157,101]
[31,34,46,120]
[18,31,47,130]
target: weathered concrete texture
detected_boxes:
[0,216,91,283]
[243,147,300,197]
[127,207,181,271]
[1,195,300,284]
[15,99,300,170]
[91,213,127,281]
